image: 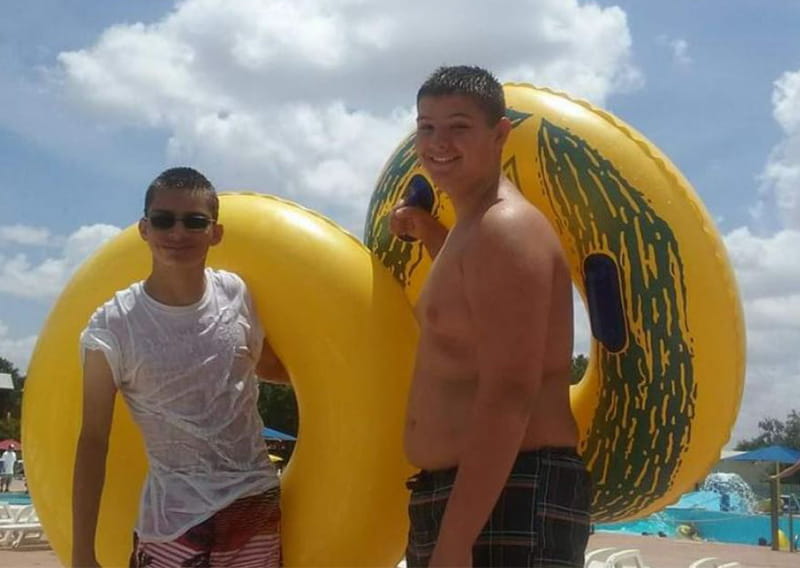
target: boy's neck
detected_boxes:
[144,264,208,306]
[447,172,503,219]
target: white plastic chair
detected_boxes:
[0,505,44,548]
[689,558,719,568]
[586,547,648,568]
[585,547,617,567]
[603,548,647,567]
[689,558,740,568]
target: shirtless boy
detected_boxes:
[390,66,591,567]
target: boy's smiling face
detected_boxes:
[415,94,510,192]
[139,190,223,269]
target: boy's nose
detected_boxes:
[431,129,449,146]
[165,222,190,238]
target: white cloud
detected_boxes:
[0,321,36,375]
[724,228,800,299]
[730,68,800,441]
[0,225,52,247]
[55,0,640,233]
[0,224,120,371]
[0,224,121,299]
[669,38,692,66]
[773,70,800,132]
[723,228,800,443]
[573,289,591,356]
[656,35,692,67]
[759,69,800,229]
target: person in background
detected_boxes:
[0,445,17,492]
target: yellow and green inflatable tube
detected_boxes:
[364,83,746,522]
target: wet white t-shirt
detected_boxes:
[81,268,278,541]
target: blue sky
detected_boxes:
[1,0,799,443]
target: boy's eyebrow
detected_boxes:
[416,112,474,122]
[149,208,210,216]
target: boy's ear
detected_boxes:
[496,116,512,146]
[138,217,148,241]
[211,223,224,246]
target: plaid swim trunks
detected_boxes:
[406,447,592,568]
[130,487,281,568]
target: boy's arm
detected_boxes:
[430,214,552,566]
[72,349,117,568]
[390,205,449,259]
[256,339,290,384]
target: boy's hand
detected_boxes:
[256,339,290,383]
[390,203,434,242]
[391,173,436,242]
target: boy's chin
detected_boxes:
[155,254,207,269]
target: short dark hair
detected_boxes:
[417,65,506,125]
[143,167,219,219]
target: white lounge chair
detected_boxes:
[585,547,618,565]
[606,549,648,568]
[689,558,740,568]
[689,558,718,568]
[0,504,44,548]
[586,548,648,568]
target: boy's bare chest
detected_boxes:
[415,242,472,339]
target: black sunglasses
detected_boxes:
[145,213,216,231]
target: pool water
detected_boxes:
[597,498,799,548]
[0,492,31,506]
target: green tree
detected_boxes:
[735,410,800,451]
[258,383,298,436]
[0,357,24,440]
[571,354,589,385]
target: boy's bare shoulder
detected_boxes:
[473,197,557,254]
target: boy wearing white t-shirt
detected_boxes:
[72,167,288,568]
[0,446,16,491]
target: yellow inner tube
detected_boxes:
[23,194,417,567]
[364,83,746,522]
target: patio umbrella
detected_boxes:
[723,444,800,493]
[726,445,800,551]
[0,439,20,451]
[724,445,800,465]
[260,427,296,441]
[724,444,800,485]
